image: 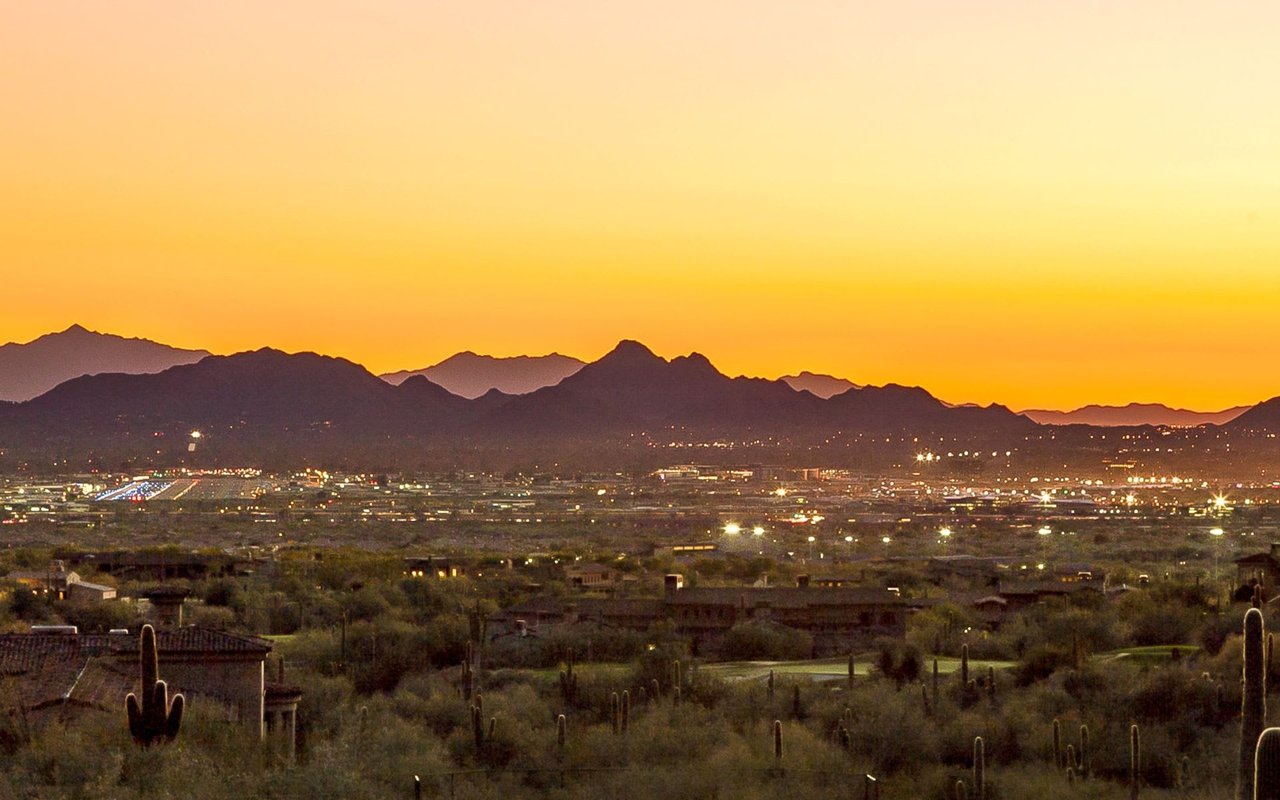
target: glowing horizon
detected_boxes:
[3,2,1278,411]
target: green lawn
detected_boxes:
[700,654,1014,682]
[1093,644,1200,665]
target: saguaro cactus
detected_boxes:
[848,654,856,690]
[559,653,578,704]
[767,669,775,700]
[621,690,630,733]
[1130,723,1141,800]
[1242,608,1268,800]
[932,658,940,709]
[1258,728,1280,800]
[471,704,485,749]
[773,719,783,762]
[125,624,183,746]
[1079,724,1090,779]
[1052,718,1062,768]
[556,714,567,755]
[460,645,475,701]
[961,644,970,686]
[973,736,985,800]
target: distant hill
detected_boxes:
[780,371,859,399]
[484,340,1033,441]
[381,352,584,398]
[1021,403,1249,427]
[0,340,1034,467]
[0,325,210,402]
[1225,398,1280,431]
[0,348,471,465]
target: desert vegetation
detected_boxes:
[1,545,1279,799]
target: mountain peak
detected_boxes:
[0,326,211,402]
[379,351,586,398]
[780,371,859,399]
[602,340,659,361]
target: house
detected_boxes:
[0,627,274,738]
[4,563,81,600]
[67,551,250,582]
[491,574,907,656]
[4,561,117,602]
[993,576,1105,611]
[1235,545,1280,589]
[66,581,116,602]
[404,556,465,579]
[564,562,618,589]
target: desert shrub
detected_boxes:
[713,621,813,662]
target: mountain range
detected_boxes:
[2,326,1278,472]
[1020,403,1250,427]
[0,336,1034,468]
[0,325,209,402]
[381,352,585,398]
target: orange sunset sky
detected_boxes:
[2,2,1278,411]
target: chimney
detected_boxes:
[143,587,188,628]
[796,575,811,589]
[664,574,684,595]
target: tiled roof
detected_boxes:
[998,580,1103,597]
[664,587,903,608]
[0,628,271,668]
[0,628,271,721]
[576,598,664,616]
[68,581,116,593]
[1236,552,1278,565]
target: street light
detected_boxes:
[1211,527,1225,580]
[724,522,741,535]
